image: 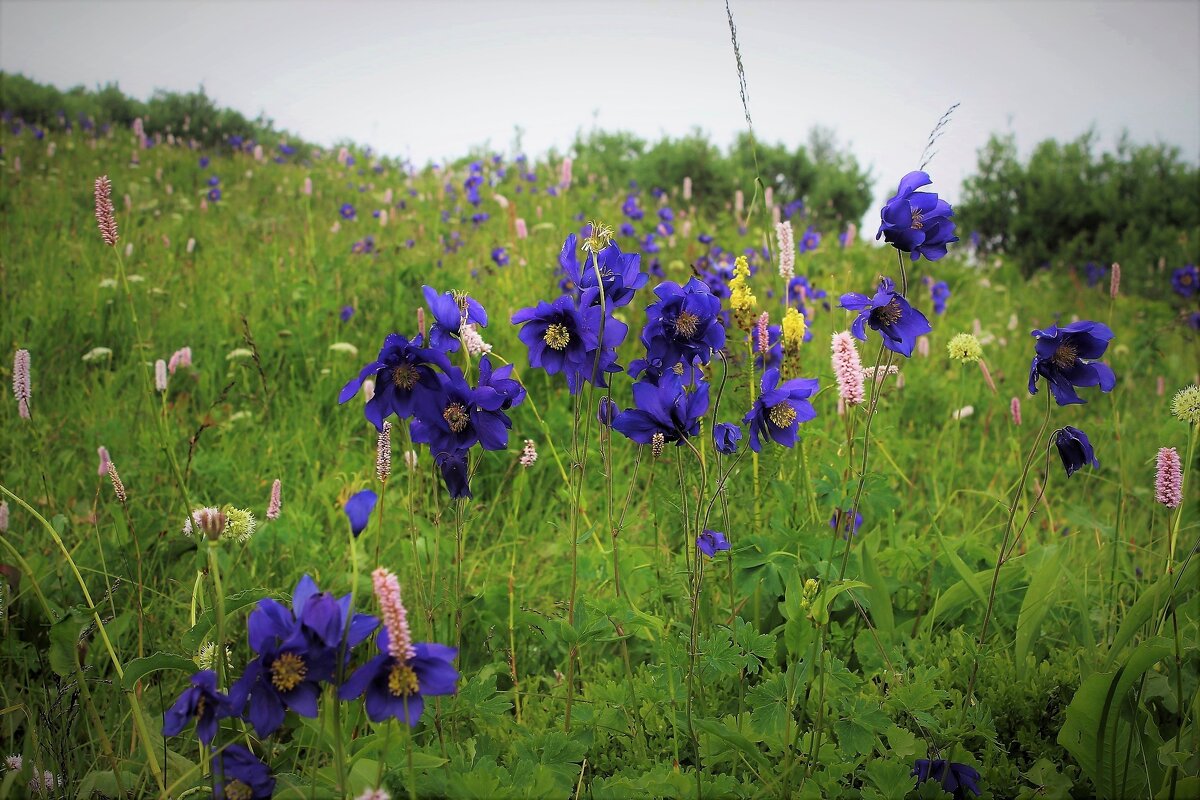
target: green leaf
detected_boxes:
[47,607,86,678]
[864,758,917,800]
[692,716,771,770]
[121,651,197,690]
[936,531,986,605]
[181,588,272,650]
[1105,559,1196,669]
[811,580,869,625]
[1015,545,1063,678]
[860,539,894,636]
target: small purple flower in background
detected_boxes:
[207,175,220,187]
[162,670,233,745]
[696,529,730,558]
[1172,263,1198,297]
[491,247,509,267]
[798,226,820,254]
[713,422,741,454]
[198,156,210,168]
[840,278,932,358]
[340,305,355,322]
[911,759,981,799]
[878,171,958,261]
[207,187,221,202]
[1084,262,1106,288]
[1028,320,1115,405]
[214,745,275,800]
[340,203,357,220]
[1054,426,1099,477]
[829,509,863,538]
[930,281,951,315]
[743,368,819,452]
[344,490,379,537]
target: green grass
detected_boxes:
[0,128,1196,800]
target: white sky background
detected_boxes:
[2,0,1197,216]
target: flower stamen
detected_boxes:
[1050,342,1077,369]
[388,662,420,697]
[391,363,419,390]
[270,652,307,692]
[543,323,571,350]
[442,402,469,433]
[674,311,700,338]
[768,403,797,428]
[873,298,903,327]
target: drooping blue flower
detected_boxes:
[423,286,488,354]
[214,745,275,800]
[622,194,644,221]
[713,422,742,455]
[410,366,513,454]
[475,356,526,411]
[1027,320,1115,406]
[340,305,355,322]
[829,509,863,538]
[340,203,357,220]
[840,278,932,358]
[338,333,451,430]
[344,490,378,537]
[558,234,648,308]
[1172,264,1198,297]
[877,171,958,261]
[597,396,619,427]
[339,627,459,726]
[612,373,709,447]
[640,278,725,370]
[208,187,221,202]
[911,759,981,799]
[162,670,233,745]
[512,290,626,394]
[1054,426,1099,477]
[930,281,951,315]
[291,574,379,656]
[696,529,730,558]
[491,247,509,267]
[435,449,472,499]
[743,368,818,452]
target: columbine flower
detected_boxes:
[1171,264,1198,297]
[696,529,730,558]
[612,373,710,449]
[597,396,619,427]
[491,247,509,268]
[877,171,958,261]
[162,669,233,745]
[713,422,741,455]
[512,290,625,394]
[340,203,357,220]
[339,568,459,726]
[830,509,863,538]
[345,490,378,537]
[947,333,983,363]
[840,278,932,358]
[639,278,725,370]
[423,286,488,354]
[558,233,647,308]
[338,333,451,430]
[1155,447,1182,508]
[1171,384,1200,424]
[831,332,865,406]
[410,366,515,454]
[1054,426,1099,477]
[911,759,981,799]
[214,745,275,800]
[435,450,472,499]
[1027,320,1115,406]
[743,368,819,452]
[931,280,951,315]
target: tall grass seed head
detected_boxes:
[1171,384,1200,424]
[947,332,983,363]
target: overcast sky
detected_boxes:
[2,0,1197,212]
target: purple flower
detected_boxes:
[162,670,233,745]
[930,281,951,315]
[344,490,378,537]
[339,627,459,726]
[639,278,725,369]
[208,187,221,202]
[713,422,741,454]
[559,234,648,308]
[340,203,357,220]
[829,509,863,538]
[696,529,730,557]
[511,289,626,394]
[1027,320,1115,406]
[911,759,981,799]
[423,286,488,354]
[214,745,275,799]
[1172,264,1198,297]
[410,366,514,454]
[742,368,818,452]
[612,373,709,447]
[435,450,472,499]
[840,278,932,358]
[491,247,509,267]
[798,226,820,254]
[340,305,355,322]
[597,396,619,427]
[877,171,958,261]
[1054,426,1099,477]
[338,333,452,430]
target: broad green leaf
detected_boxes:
[121,651,197,690]
[1015,545,1063,678]
[860,539,894,635]
[181,588,272,651]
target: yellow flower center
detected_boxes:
[674,311,700,338]
[391,363,419,390]
[269,652,307,692]
[543,323,571,350]
[1050,342,1078,369]
[442,402,470,433]
[388,662,420,697]
[768,403,797,428]
[224,779,253,800]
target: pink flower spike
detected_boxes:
[372,568,416,661]
[1155,447,1182,509]
[831,332,865,407]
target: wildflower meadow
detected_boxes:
[1,50,1198,800]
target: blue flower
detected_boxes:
[475,356,526,411]
[491,247,509,267]
[1054,426,1099,477]
[214,745,275,799]
[840,278,932,358]
[208,188,221,202]
[829,509,863,538]
[911,759,981,799]
[423,286,488,354]
[622,194,644,221]
[207,175,220,187]
[1084,262,1106,288]
[612,374,709,447]
[340,203,357,220]
[798,227,820,254]
[1172,264,1198,297]
[877,171,958,261]
[696,529,730,557]
[162,670,233,745]
[435,450,472,499]
[344,490,378,537]
[713,422,741,454]
[291,574,379,655]
[512,290,626,394]
[410,366,513,454]
[743,368,818,452]
[339,627,459,726]
[338,333,452,430]
[597,396,619,427]
[640,278,725,369]
[930,281,951,315]
[340,305,355,322]
[558,234,647,308]
[199,156,210,168]
[1027,320,1115,406]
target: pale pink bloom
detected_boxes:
[972,318,982,337]
[0,500,8,532]
[404,450,418,471]
[124,193,132,211]
[383,188,393,204]
[560,157,572,189]
[952,405,975,420]
[47,142,56,157]
[379,209,389,227]
[4,753,22,771]
[979,360,997,394]
[1157,376,1166,396]
[536,205,543,219]
[1155,447,1182,508]
[267,479,282,520]
[168,346,193,373]
[186,237,195,253]
[916,336,930,358]
[764,186,773,208]
[845,222,857,244]
[94,176,119,246]
[372,568,416,660]
[253,144,264,162]
[860,365,899,382]
[162,235,171,248]
[377,421,392,483]
[362,377,376,402]
[831,332,865,406]
[355,788,391,800]
[520,439,538,468]
[682,176,692,201]
[154,359,168,392]
[461,323,492,356]
[1010,397,1022,426]
[772,205,781,225]
[302,176,313,196]
[1110,262,1121,299]
[837,396,846,417]
[12,156,19,173]
[895,372,906,389]
[493,194,509,210]
[97,446,112,477]
[755,312,770,353]
[200,198,208,212]
[735,189,744,214]
[166,183,174,195]
[337,147,350,166]
[681,219,692,238]
[13,348,31,419]
[124,242,133,257]
[775,221,794,280]
[331,221,340,233]
[515,218,528,239]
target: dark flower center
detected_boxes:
[224,780,254,800]
[651,432,666,457]
[872,297,903,327]
[388,662,420,697]
[391,363,419,390]
[674,311,700,338]
[443,402,470,433]
[768,403,797,428]
[1050,342,1078,369]
[543,323,571,350]
[195,696,207,719]
[910,207,925,230]
[270,652,307,692]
